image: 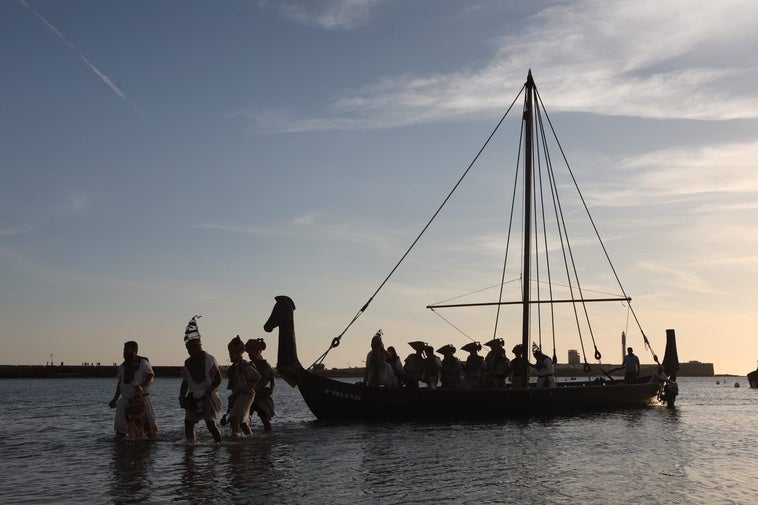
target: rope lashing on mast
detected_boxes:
[309,87,526,369]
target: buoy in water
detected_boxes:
[716,380,720,385]
[734,382,740,388]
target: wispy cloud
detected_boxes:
[63,192,89,215]
[18,0,140,112]
[247,0,758,132]
[260,0,381,30]
[192,223,277,237]
[619,140,758,198]
[637,262,718,295]
[195,212,401,253]
[0,228,28,238]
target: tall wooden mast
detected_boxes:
[521,70,535,354]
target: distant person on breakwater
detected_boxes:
[179,316,223,443]
[225,336,260,437]
[246,337,276,431]
[623,347,640,383]
[108,340,158,441]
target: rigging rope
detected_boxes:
[493,113,524,346]
[534,87,659,364]
[429,308,476,342]
[534,117,559,363]
[537,96,602,363]
[311,85,526,368]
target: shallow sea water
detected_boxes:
[0,376,755,504]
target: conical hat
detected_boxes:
[461,342,481,353]
[184,315,202,343]
[484,338,504,348]
[436,344,456,355]
[408,341,427,352]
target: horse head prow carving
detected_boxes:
[264,295,301,386]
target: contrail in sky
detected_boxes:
[18,0,140,112]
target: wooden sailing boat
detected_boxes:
[265,71,678,421]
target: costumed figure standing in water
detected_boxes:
[179,316,223,443]
[225,335,260,436]
[109,340,158,441]
[245,338,275,431]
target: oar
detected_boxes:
[601,366,624,381]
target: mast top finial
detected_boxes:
[526,69,535,86]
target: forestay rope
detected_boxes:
[309,86,526,369]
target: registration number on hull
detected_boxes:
[324,388,362,401]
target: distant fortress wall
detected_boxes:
[553,361,714,378]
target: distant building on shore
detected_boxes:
[567,349,580,365]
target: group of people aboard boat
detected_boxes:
[363,331,559,390]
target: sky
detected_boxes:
[2,0,757,374]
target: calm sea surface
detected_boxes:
[0,376,755,504]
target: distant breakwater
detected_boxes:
[0,365,183,379]
[0,361,714,379]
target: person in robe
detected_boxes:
[484,338,510,388]
[108,340,158,441]
[226,336,260,436]
[422,345,442,389]
[531,344,556,388]
[179,316,223,443]
[461,342,485,389]
[403,341,426,388]
[622,347,640,383]
[245,337,276,431]
[649,365,667,383]
[509,344,529,388]
[386,346,405,387]
[364,330,397,388]
[660,374,678,406]
[438,344,463,389]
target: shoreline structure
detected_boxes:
[0,361,715,379]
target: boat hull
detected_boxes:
[748,369,758,389]
[292,368,660,421]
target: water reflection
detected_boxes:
[224,437,276,497]
[2,378,755,505]
[177,445,223,503]
[109,442,154,504]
